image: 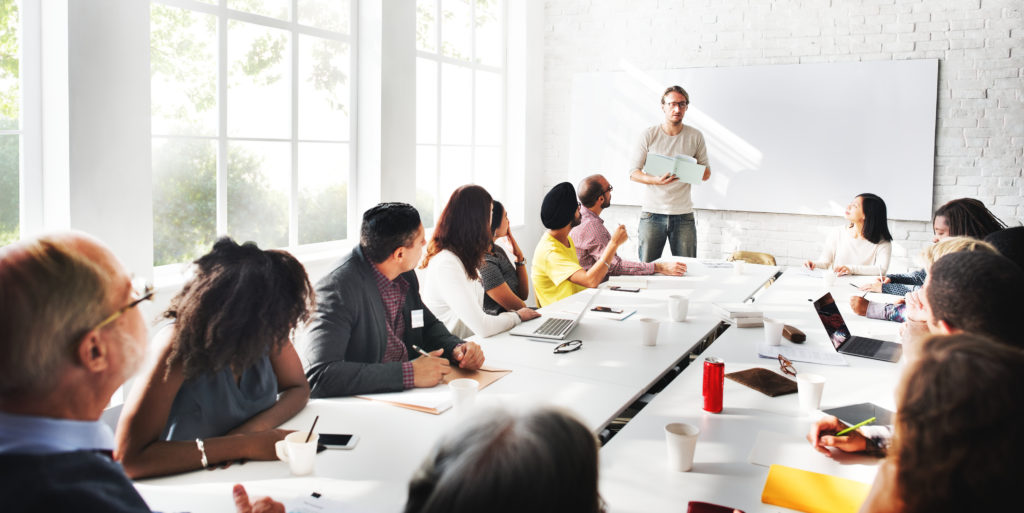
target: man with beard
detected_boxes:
[531,182,628,306]
[572,174,687,277]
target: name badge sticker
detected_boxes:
[411,309,425,329]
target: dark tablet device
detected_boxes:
[822,402,894,427]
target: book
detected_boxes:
[643,152,706,184]
[713,303,764,319]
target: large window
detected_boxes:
[415,0,505,227]
[151,0,353,266]
[0,0,20,245]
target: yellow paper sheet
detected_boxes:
[761,464,870,513]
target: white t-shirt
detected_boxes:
[629,124,710,215]
[418,249,521,339]
[811,225,892,276]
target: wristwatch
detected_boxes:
[515,258,526,266]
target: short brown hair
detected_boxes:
[0,235,114,396]
[893,334,1024,513]
[662,85,689,104]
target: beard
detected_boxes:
[570,211,582,228]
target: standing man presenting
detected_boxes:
[629,85,711,261]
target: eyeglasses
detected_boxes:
[665,101,688,109]
[778,354,796,377]
[554,339,582,354]
[90,276,154,332]
[603,185,614,195]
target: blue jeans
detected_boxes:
[638,212,696,262]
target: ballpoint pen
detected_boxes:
[411,344,432,357]
[835,416,876,437]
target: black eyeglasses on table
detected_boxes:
[554,339,582,354]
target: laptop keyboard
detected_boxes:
[534,318,573,336]
[844,336,883,355]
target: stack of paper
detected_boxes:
[713,302,764,327]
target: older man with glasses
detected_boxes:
[628,85,712,261]
[0,232,282,513]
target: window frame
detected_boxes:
[150,0,358,272]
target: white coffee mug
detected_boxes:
[275,431,319,476]
[823,270,837,287]
[763,319,784,346]
[668,295,689,322]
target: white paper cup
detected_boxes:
[274,431,318,475]
[640,318,660,346]
[733,260,745,275]
[763,319,784,346]
[797,373,826,414]
[822,270,837,287]
[665,422,700,472]
[668,295,689,322]
[449,378,480,413]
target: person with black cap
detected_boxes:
[530,182,628,307]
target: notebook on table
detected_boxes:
[510,289,601,340]
[812,292,902,362]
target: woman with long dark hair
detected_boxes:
[480,201,531,314]
[115,237,314,478]
[420,185,539,338]
[804,193,893,276]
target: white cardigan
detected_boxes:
[811,225,892,276]
[418,249,521,339]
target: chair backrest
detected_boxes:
[727,251,777,266]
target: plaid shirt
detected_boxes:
[570,208,655,275]
[370,265,415,389]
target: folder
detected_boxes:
[761,464,870,513]
[357,365,511,415]
[643,152,706,184]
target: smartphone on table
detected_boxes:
[319,433,359,450]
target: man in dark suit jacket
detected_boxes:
[304,202,486,398]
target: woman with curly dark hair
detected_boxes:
[114,238,315,478]
[860,333,1024,513]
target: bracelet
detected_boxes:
[515,259,526,266]
[600,260,610,268]
[195,438,209,468]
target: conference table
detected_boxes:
[132,260,904,513]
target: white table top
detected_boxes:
[134,260,786,513]
[599,269,903,513]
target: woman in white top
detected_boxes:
[419,185,540,338]
[804,193,893,276]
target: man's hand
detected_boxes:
[701,167,711,181]
[233,484,285,513]
[655,261,687,276]
[654,172,678,185]
[453,342,485,370]
[904,290,927,322]
[516,307,541,322]
[412,349,451,387]
[610,224,629,246]
[807,415,868,456]
[849,296,869,316]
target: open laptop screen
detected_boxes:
[813,292,852,350]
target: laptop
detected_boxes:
[509,289,602,340]
[812,292,902,362]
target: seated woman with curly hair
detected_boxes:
[860,333,1024,513]
[115,238,315,478]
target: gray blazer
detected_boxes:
[304,246,462,397]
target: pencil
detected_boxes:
[835,416,876,437]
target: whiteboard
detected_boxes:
[567,60,938,221]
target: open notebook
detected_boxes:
[357,365,511,414]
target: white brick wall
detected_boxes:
[542,0,1023,273]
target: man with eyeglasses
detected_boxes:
[0,232,282,513]
[628,85,712,262]
[572,174,687,277]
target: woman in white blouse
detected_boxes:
[419,185,540,338]
[804,193,893,276]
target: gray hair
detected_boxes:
[0,234,114,396]
[404,406,602,513]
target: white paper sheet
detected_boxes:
[747,430,879,484]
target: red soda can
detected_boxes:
[702,356,725,413]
